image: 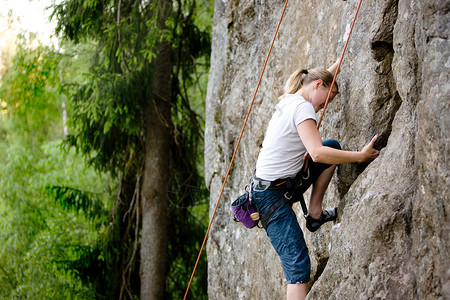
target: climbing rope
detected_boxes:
[183,1,289,298]
[317,0,363,128]
[303,0,363,170]
[184,0,364,297]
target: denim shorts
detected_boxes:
[252,188,310,284]
[251,139,341,284]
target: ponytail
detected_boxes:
[283,69,309,95]
[282,67,337,96]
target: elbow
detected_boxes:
[309,150,322,163]
[309,146,330,163]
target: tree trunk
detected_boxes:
[140,0,172,298]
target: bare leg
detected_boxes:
[287,283,308,300]
[308,165,336,219]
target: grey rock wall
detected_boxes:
[205,0,449,299]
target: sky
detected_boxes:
[1,0,59,46]
[0,0,61,76]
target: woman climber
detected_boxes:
[252,60,379,300]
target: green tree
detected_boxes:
[0,34,62,144]
[0,34,112,299]
[51,0,213,298]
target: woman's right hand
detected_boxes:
[327,58,341,75]
[360,135,380,162]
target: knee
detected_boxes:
[322,139,341,150]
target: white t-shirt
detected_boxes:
[255,94,316,181]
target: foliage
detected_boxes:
[0,0,214,298]
[0,36,113,299]
[0,34,62,144]
[50,0,214,298]
[0,138,111,299]
[51,0,213,176]
[45,185,108,222]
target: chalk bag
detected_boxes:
[231,191,260,229]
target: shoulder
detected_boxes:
[292,96,316,126]
[290,95,314,113]
[279,94,310,108]
[278,94,315,116]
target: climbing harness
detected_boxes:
[232,168,310,229]
[184,0,364,297]
[255,169,310,229]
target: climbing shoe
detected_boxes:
[305,207,338,232]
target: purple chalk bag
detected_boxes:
[231,190,260,229]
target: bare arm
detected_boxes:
[297,119,380,164]
[327,58,341,76]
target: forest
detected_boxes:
[0,0,213,299]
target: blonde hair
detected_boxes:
[283,68,338,95]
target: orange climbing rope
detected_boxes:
[303,0,363,171]
[317,0,363,128]
[182,1,290,299]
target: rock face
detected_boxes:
[204,0,449,299]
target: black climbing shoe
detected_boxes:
[305,207,338,232]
